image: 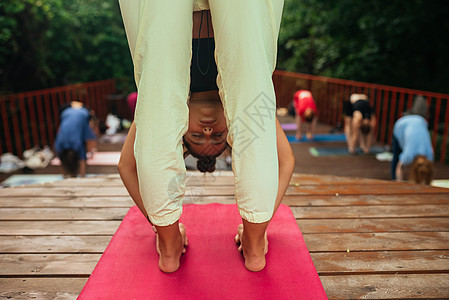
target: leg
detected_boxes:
[209,0,284,271]
[391,135,402,180]
[295,115,302,140]
[155,221,188,273]
[344,116,353,152]
[235,118,294,270]
[119,0,193,272]
[367,116,377,152]
[359,120,369,153]
[350,111,363,153]
[79,160,86,177]
[239,220,269,272]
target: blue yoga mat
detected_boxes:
[309,146,384,157]
[0,174,100,187]
[287,134,346,143]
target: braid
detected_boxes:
[196,156,216,173]
[183,138,228,173]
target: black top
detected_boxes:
[343,99,373,119]
[190,37,218,92]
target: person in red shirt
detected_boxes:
[293,90,318,140]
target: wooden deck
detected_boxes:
[1,171,449,299]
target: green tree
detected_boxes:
[2,1,448,94]
[0,0,133,94]
[278,0,449,93]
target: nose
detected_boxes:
[203,127,213,136]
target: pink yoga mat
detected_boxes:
[78,204,327,299]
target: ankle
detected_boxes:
[159,234,182,254]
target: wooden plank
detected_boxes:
[2,193,448,208]
[40,172,396,187]
[320,274,449,299]
[311,250,449,275]
[290,173,389,185]
[0,254,101,276]
[0,236,111,253]
[0,207,130,220]
[49,173,236,187]
[297,218,449,233]
[303,232,449,252]
[291,205,449,218]
[286,184,448,195]
[12,172,235,187]
[0,186,130,197]
[0,278,87,300]
[5,181,445,197]
[0,196,235,208]
[0,221,121,235]
[1,186,236,197]
[283,193,449,206]
[0,197,134,208]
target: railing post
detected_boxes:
[432,97,442,154]
[1,99,13,154]
[440,99,449,163]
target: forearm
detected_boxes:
[395,161,403,181]
[295,115,302,138]
[273,119,295,214]
[310,117,317,136]
[119,165,148,219]
[118,122,148,219]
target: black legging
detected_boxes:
[391,135,402,180]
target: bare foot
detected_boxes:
[234,224,268,272]
[155,223,188,273]
[348,146,355,155]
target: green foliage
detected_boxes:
[278,0,449,93]
[0,0,133,94]
[2,1,448,95]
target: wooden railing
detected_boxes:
[273,70,449,163]
[2,74,448,164]
[0,79,116,158]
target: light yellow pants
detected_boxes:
[119,0,283,226]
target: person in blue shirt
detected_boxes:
[54,101,97,177]
[391,114,434,184]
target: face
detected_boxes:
[184,91,228,157]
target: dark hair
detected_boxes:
[304,111,315,123]
[59,149,79,177]
[360,123,371,135]
[183,139,229,173]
